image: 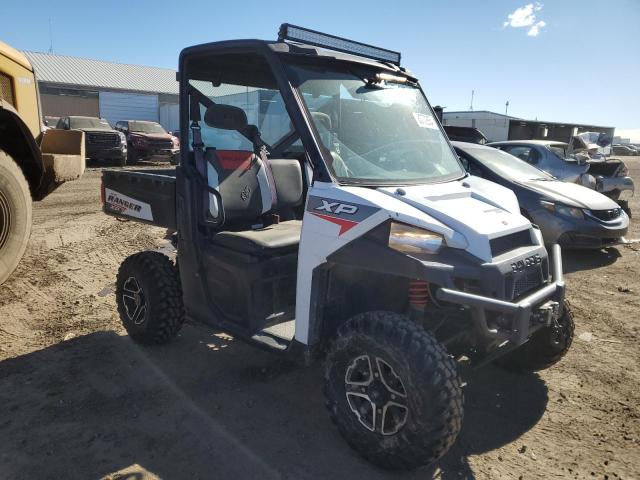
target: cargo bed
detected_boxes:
[102,168,177,229]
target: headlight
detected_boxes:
[389,222,443,254]
[540,200,584,219]
[171,135,180,148]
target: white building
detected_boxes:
[442,110,519,142]
[442,110,615,144]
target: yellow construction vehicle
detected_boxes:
[1,40,85,284]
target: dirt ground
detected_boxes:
[1,158,639,480]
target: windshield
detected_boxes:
[69,117,111,129]
[288,65,464,184]
[129,121,166,134]
[462,145,555,181]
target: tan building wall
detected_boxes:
[40,93,99,118]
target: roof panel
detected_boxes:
[22,51,179,95]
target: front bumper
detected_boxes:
[531,207,628,248]
[597,175,635,200]
[138,147,180,158]
[87,145,126,160]
[435,244,565,349]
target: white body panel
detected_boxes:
[294,177,532,344]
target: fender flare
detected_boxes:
[0,102,44,192]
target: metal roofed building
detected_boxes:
[442,110,614,143]
[23,51,181,131]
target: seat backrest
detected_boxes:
[205,149,303,225]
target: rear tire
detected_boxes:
[324,311,463,470]
[116,251,184,344]
[495,300,574,372]
[0,151,32,285]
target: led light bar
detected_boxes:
[278,23,401,66]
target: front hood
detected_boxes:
[79,128,116,133]
[520,179,618,210]
[131,132,172,140]
[375,175,532,261]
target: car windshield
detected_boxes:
[462,145,555,181]
[69,117,111,129]
[129,121,166,134]
[288,64,464,185]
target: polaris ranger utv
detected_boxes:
[102,25,573,470]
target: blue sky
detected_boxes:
[4,0,640,138]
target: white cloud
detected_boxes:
[503,3,546,36]
[527,21,546,36]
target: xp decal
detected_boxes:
[307,196,380,235]
[105,188,154,222]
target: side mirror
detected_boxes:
[204,104,248,131]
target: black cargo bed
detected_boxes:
[102,168,177,229]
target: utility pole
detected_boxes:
[469,90,474,111]
[505,100,509,126]
[48,17,54,54]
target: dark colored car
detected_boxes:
[612,144,637,156]
[443,125,488,144]
[453,141,629,248]
[56,116,127,165]
[114,120,179,164]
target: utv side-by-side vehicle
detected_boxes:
[102,25,573,470]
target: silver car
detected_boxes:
[489,140,634,214]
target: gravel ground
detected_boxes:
[0,158,639,479]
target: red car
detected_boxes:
[114,120,179,164]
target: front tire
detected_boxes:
[324,311,463,470]
[495,300,574,372]
[0,151,32,285]
[116,251,184,344]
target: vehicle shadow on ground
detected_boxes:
[561,247,621,274]
[0,325,547,479]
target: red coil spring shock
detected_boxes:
[408,280,429,309]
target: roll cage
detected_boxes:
[177,37,429,187]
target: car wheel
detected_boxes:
[0,151,32,285]
[324,311,463,470]
[116,251,185,344]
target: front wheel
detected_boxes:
[116,251,185,344]
[0,151,32,285]
[324,311,463,470]
[495,300,574,372]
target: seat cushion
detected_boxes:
[212,220,302,255]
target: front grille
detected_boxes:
[490,229,534,257]
[87,132,119,147]
[588,208,622,222]
[506,266,543,300]
[148,139,173,149]
[0,72,15,107]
